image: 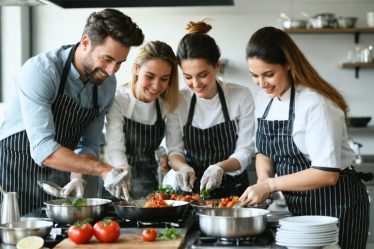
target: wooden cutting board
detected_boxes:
[54,229,185,249]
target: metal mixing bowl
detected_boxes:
[0,220,53,245]
[44,198,111,225]
[198,208,270,238]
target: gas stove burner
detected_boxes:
[191,228,275,248]
[219,236,256,246]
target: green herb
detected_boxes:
[72,198,87,207]
[200,190,210,200]
[157,227,181,240]
[154,187,176,199]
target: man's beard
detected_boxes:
[83,66,106,85]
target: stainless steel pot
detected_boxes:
[337,17,357,28]
[0,220,53,245]
[310,13,337,28]
[44,198,111,225]
[282,19,308,29]
[198,208,270,238]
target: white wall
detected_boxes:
[2,0,374,153]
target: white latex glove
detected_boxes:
[60,173,85,198]
[107,182,130,201]
[176,164,196,192]
[103,166,132,201]
[103,168,128,190]
[107,164,131,201]
[200,164,224,191]
[115,164,131,191]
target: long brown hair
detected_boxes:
[246,27,349,122]
[129,40,179,113]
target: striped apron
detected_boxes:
[0,44,99,215]
[183,83,248,198]
[103,98,165,200]
[256,85,369,249]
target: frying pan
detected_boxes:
[113,200,189,221]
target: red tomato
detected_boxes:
[142,228,158,242]
[93,219,121,243]
[68,222,93,244]
[155,192,167,200]
[170,193,178,200]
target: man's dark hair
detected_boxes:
[83,8,144,47]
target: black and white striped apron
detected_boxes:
[103,97,165,200]
[183,82,248,198]
[0,44,99,215]
[256,85,369,249]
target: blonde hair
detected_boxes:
[246,27,349,122]
[129,41,179,113]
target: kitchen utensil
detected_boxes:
[113,200,189,222]
[282,19,308,29]
[0,220,53,245]
[1,192,20,224]
[337,17,357,28]
[348,116,371,127]
[44,198,111,225]
[197,208,270,238]
[310,13,337,28]
[279,13,307,29]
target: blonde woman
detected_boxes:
[105,41,179,200]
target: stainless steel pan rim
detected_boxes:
[197,208,270,238]
[44,198,112,225]
[0,220,53,245]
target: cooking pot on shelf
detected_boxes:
[337,17,358,28]
[113,200,189,222]
[198,208,270,238]
[309,13,337,28]
[44,198,111,225]
[282,19,308,29]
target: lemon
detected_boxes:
[16,236,44,249]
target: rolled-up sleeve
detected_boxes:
[17,62,61,166]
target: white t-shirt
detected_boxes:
[105,85,167,167]
[166,81,256,175]
[255,84,355,170]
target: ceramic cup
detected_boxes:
[367,12,374,27]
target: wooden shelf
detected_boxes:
[339,62,374,78]
[348,125,374,132]
[284,27,374,43]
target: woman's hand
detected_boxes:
[239,181,270,206]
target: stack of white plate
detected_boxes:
[276,215,339,249]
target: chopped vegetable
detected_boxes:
[157,227,181,240]
[153,187,176,199]
[200,190,211,200]
[62,198,87,207]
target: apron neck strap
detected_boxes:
[186,81,230,125]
